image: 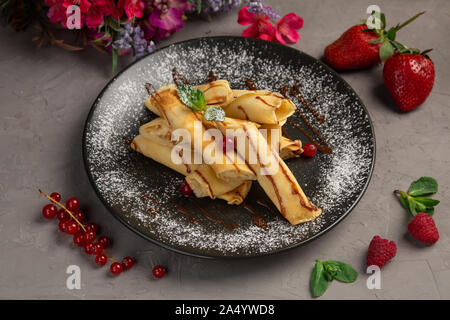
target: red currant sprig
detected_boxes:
[39,189,136,275]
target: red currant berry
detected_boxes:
[73,231,85,247]
[83,230,96,244]
[98,236,110,248]
[95,254,108,266]
[152,265,166,278]
[66,197,80,211]
[85,222,98,233]
[84,243,94,254]
[50,192,62,202]
[110,262,123,275]
[57,209,70,221]
[42,204,57,219]
[91,243,103,255]
[222,136,234,153]
[65,221,80,235]
[180,181,193,197]
[58,220,69,233]
[303,143,317,157]
[73,209,86,222]
[122,256,135,270]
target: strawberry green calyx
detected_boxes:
[363,11,425,61]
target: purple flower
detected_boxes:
[192,0,241,15]
[113,23,156,58]
[244,0,280,20]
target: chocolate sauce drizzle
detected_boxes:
[140,195,160,216]
[280,83,332,154]
[243,202,269,231]
[208,70,217,82]
[190,198,237,232]
[169,199,198,224]
[245,78,257,90]
[172,67,191,85]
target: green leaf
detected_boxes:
[310,261,329,297]
[423,207,435,216]
[204,106,225,122]
[386,28,396,41]
[398,194,410,210]
[177,84,206,111]
[408,177,438,196]
[369,36,385,45]
[413,197,440,208]
[380,40,395,62]
[112,48,118,74]
[324,261,358,283]
[323,262,340,281]
[408,196,418,216]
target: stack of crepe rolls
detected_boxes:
[131,118,252,205]
[136,80,321,225]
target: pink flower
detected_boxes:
[46,1,67,25]
[149,7,184,31]
[121,0,145,20]
[238,7,275,41]
[274,13,303,44]
[85,0,116,29]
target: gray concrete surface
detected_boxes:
[0,0,449,299]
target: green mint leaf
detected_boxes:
[204,106,225,122]
[310,260,329,297]
[324,261,358,283]
[407,196,418,216]
[323,262,340,281]
[177,84,206,111]
[398,194,410,210]
[413,197,440,208]
[407,177,438,196]
[423,207,435,216]
[380,40,395,62]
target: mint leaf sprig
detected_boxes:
[394,176,440,216]
[176,84,225,122]
[310,260,358,297]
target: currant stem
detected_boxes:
[38,189,87,232]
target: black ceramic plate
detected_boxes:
[83,36,375,259]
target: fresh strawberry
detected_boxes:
[383,53,435,112]
[366,236,397,268]
[408,212,439,244]
[324,25,382,70]
[324,12,424,71]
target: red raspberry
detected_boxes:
[408,212,439,245]
[366,235,397,268]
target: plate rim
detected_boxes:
[82,36,376,259]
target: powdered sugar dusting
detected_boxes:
[84,38,375,257]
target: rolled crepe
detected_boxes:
[222,90,296,124]
[194,80,233,105]
[145,84,256,182]
[217,180,252,205]
[216,118,322,225]
[259,123,303,160]
[131,119,250,204]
